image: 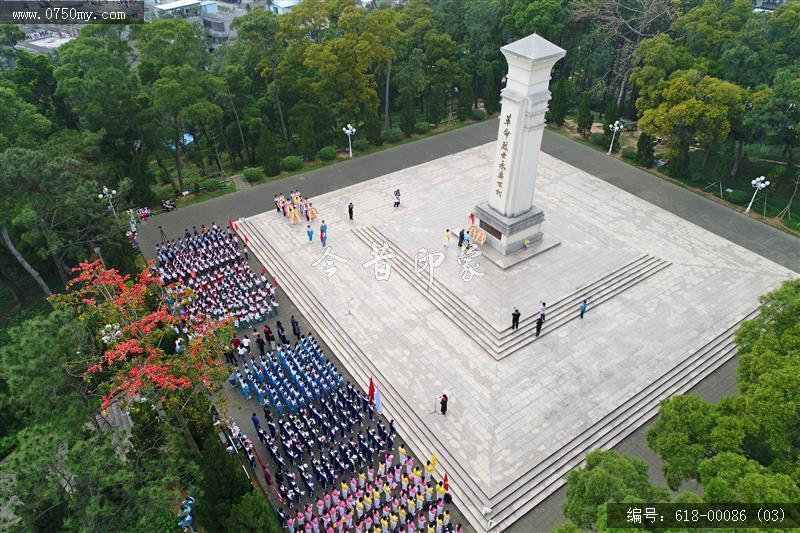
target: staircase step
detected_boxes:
[240,218,756,532]
[240,219,492,530]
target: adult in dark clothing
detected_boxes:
[276,321,289,345]
[511,308,521,330]
[348,202,354,221]
[457,228,465,248]
[290,315,301,339]
[440,394,448,415]
[255,334,266,356]
[535,316,543,337]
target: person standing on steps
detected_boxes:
[535,316,543,337]
[511,308,521,330]
[539,301,547,323]
[440,394,448,415]
[348,202,354,221]
[580,299,588,319]
[457,228,465,248]
[306,225,314,243]
[393,189,401,208]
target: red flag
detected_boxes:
[228,217,239,232]
[243,233,249,245]
[261,266,267,276]
[273,275,278,287]
[444,474,450,492]
[368,376,375,403]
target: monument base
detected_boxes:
[474,202,546,255]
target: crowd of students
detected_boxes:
[155,224,279,328]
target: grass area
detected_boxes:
[547,124,800,235]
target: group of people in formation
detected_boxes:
[154,223,279,329]
[276,190,319,224]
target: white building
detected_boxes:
[270,0,300,15]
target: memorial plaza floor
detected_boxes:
[140,121,800,531]
[238,142,796,531]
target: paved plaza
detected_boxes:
[240,142,797,531]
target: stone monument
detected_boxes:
[474,33,565,256]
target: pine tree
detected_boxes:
[297,116,318,160]
[427,86,446,126]
[365,105,383,145]
[400,90,416,137]
[548,79,569,126]
[456,78,474,120]
[257,128,282,176]
[225,490,279,532]
[482,65,500,114]
[636,132,655,167]
[195,437,251,532]
[576,93,593,138]
[602,101,621,152]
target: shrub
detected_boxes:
[263,159,281,177]
[471,109,487,121]
[318,146,337,161]
[281,155,303,171]
[590,132,604,146]
[353,138,369,151]
[382,128,403,143]
[200,178,221,191]
[414,121,431,134]
[242,167,263,183]
[622,148,637,161]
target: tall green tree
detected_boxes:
[548,78,570,126]
[482,64,500,114]
[563,450,669,528]
[636,132,655,166]
[427,85,446,126]
[225,491,280,532]
[365,104,383,145]
[576,92,593,137]
[456,77,474,120]
[399,89,416,137]
[195,437,251,531]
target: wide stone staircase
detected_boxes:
[352,225,673,360]
[240,218,756,532]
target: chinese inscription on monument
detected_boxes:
[496,113,512,197]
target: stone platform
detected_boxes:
[239,143,796,532]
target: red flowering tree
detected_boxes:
[52,260,233,454]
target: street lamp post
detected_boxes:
[607,120,623,155]
[98,186,118,218]
[343,124,356,158]
[745,175,770,214]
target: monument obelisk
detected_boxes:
[474,33,565,256]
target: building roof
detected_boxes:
[501,33,566,63]
[273,0,300,7]
[154,0,200,11]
